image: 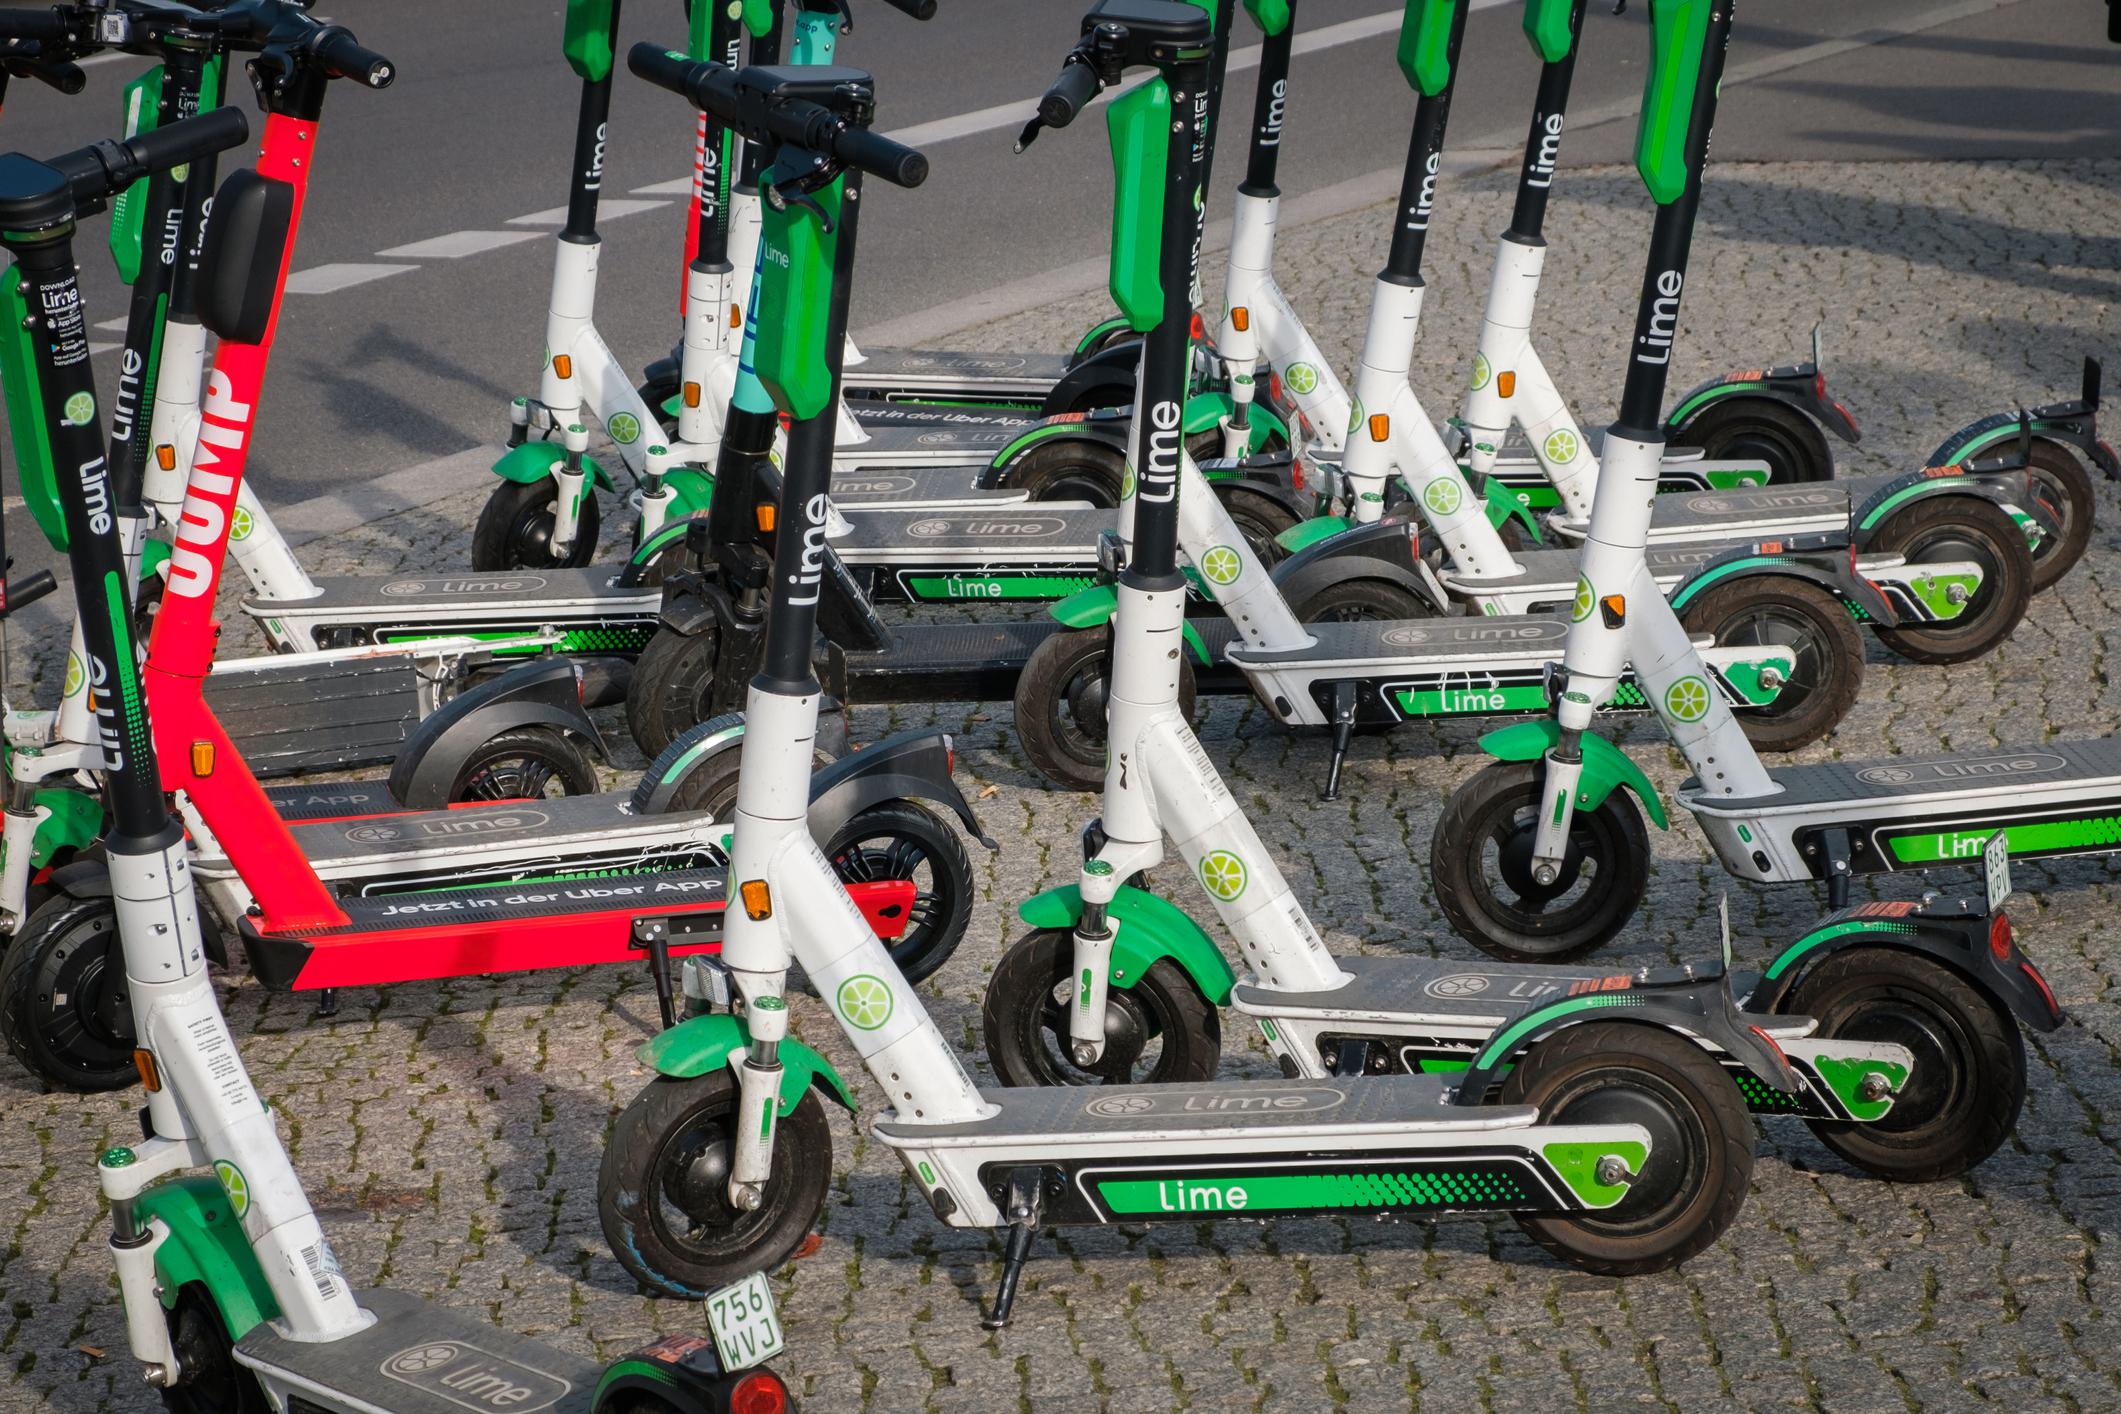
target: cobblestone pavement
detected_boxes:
[5,158,2120,1413]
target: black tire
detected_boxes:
[1292,577,1429,624]
[1678,574,1863,754]
[1675,397,1834,485]
[1866,495,2032,665]
[1005,438,1125,507]
[599,1071,833,1299]
[160,1286,270,1414]
[822,802,974,985]
[1431,760,1649,963]
[470,475,603,571]
[447,727,599,802]
[1215,486,1297,567]
[982,926,1221,1086]
[627,623,722,759]
[2018,438,2095,593]
[0,893,135,1091]
[1505,1022,1754,1275]
[1783,947,2024,1182]
[1014,625,1199,792]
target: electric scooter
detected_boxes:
[3,95,799,1414]
[1430,0,2121,966]
[986,0,2064,1195]
[0,8,983,1094]
[599,22,1784,1314]
[1450,0,2105,613]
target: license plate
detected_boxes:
[705,1270,785,1373]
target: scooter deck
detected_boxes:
[260,779,400,822]
[1476,424,1709,465]
[837,408,1042,468]
[842,346,1071,402]
[247,568,660,652]
[1698,737,2121,814]
[830,462,1027,509]
[235,1287,598,1414]
[1546,483,1854,544]
[831,504,1108,563]
[1226,613,1572,671]
[277,789,713,877]
[205,653,421,778]
[845,617,1248,704]
[1445,543,1726,601]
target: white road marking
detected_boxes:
[284,263,417,295]
[87,342,118,356]
[378,229,543,259]
[509,199,668,225]
[631,177,697,197]
[94,317,130,332]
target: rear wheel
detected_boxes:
[2018,438,2095,593]
[1867,496,2032,664]
[1784,947,2024,1182]
[1678,574,1863,753]
[1505,1022,1754,1274]
[1015,625,1199,791]
[160,1287,270,1414]
[982,926,1221,1086]
[1292,577,1428,624]
[0,893,135,1091]
[1430,761,1649,963]
[599,1071,833,1298]
[1215,486,1297,567]
[471,476,602,570]
[448,728,599,802]
[627,623,723,758]
[1675,397,1833,485]
[1005,439,1124,506]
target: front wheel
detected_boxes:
[1015,626,1199,792]
[824,802,974,985]
[1004,438,1124,506]
[627,623,723,758]
[982,926,1222,1086]
[1678,574,1863,754]
[1867,496,2032,665]
[471,476,603,571]
[161,1286,270,1414]
[599,1071,834,1299]
[1673,397,1833,485]
[448,727,600,802]
[1430,760,1649,963]
[1783,947,2024,1182]
[0,893,135,1091]
[1505,1021,1754,1275]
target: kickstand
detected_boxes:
[1819,827,1853,910]
[634,919,678,1030]
[983,1167,1047,1330]
[1323,681,1358,801]
[311,988,338,1020]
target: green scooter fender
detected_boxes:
[1018,884,1237,1006]
[27,785,103,870]
[123,1171,280,1336]
[1478,720,1669,830]
[1481,477,1542,544]
[0,269,64,549]
[489,441,616,491]
[1274,513,1351,555]
[1047,584,1212,666]
[1184,392,1287,465]
[636,1013,858,1115]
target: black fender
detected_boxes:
[1199,447,1317,523]
[388,658,606,809]
[980,408,1133,490]
[1667,532,1899,627]
[1851,464,2048,549]
[1925,357,2116,482]
[1745,899,2063,1036]
[1269,508,1445,616]
[1449,965,1800,1108]
[1041,339,1141,417]
[617,509,711,591]
[1666,362,1860,446]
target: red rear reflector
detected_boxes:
[2020,960,2061,1018]
[1749,1025,1789,1067]
[1189,312,1206,341]
[1989,911,2014,961]
[731,1370,789,1414]
[1815,372,1828,400]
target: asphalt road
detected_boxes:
[0,0,2113,532]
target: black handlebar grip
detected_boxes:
[16,56,83,94]
[831,124,927,187]
[314,27,394,88]
[0,569,57,618]
[0,8,68,42]
[121,105,252,184]
[873,0,939,20]
[627,42,697,98]
[1037,59,1099,130]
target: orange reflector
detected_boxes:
[1230,306,1250,332]
[754,503,776,533]
[134,1049,161,1092]
[1601,594,1626,621]
[683,382,702,409]
[1367,413,1390,442]
[155,444,176,472]
[190,741,214,777]
[552,354,573,380]
[1497,371,1516,398]
[740,879,772,920]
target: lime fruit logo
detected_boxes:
[1664,676,1712,723]
[1571,578,1594,623]
[1422,479,1464,517]
[1198,850,1248,902]
[1470,353,1492,391]
[1285,362,1319,396]
[214,1159,250,1218]
[1200,545,1242,586]
[63,652,84,698]
[1348,397,1365,433]
[1543,429,1580,465]
[837,974,894,1031]
[1120,464,1136,501]
[62,392,95,427]
[608,412,642,445]
[229,506,255,542]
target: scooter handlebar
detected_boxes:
[51,105,251,206]
[873,0,938,20]
[313,25,394,87]
[827,123,926,187]
[0,569,56,619]
[0,8,69,42]
[1037,56,1100,129]
[5,52,84,92]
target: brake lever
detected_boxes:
[1013,114,1045,155]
